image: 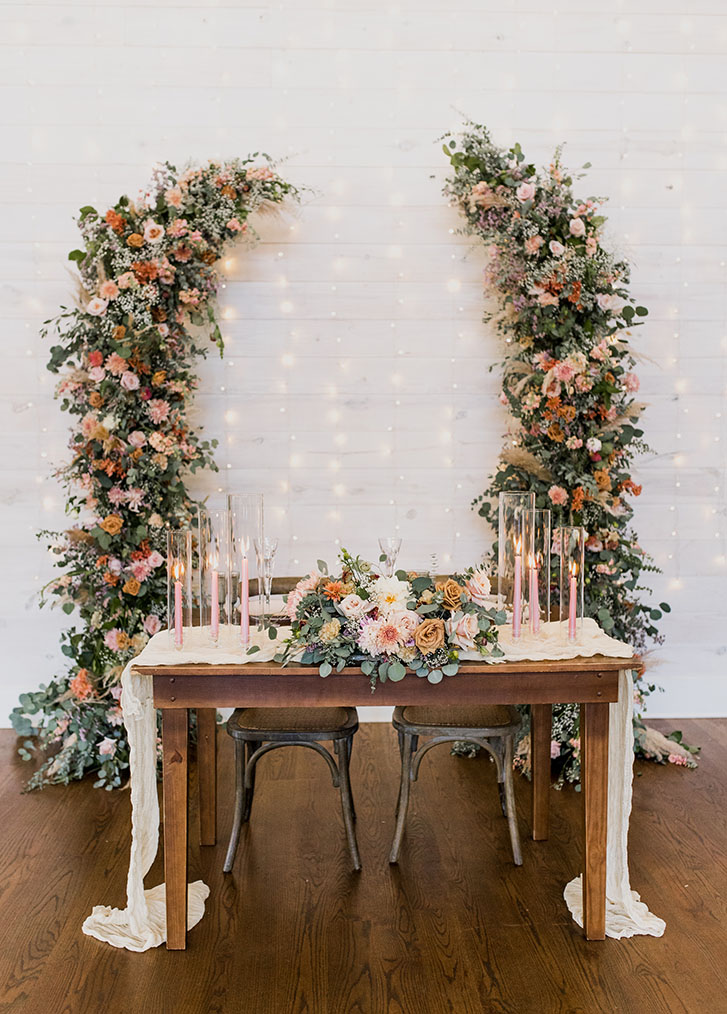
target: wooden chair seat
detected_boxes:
[395,704,518,732]
[227,706,356,738]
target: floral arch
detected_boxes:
[11,157,300,789]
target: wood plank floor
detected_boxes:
[0,719,725,1014]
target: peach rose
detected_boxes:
[516,182,536,202]
[126,233,144,248]
[99,514,124,536]
[465,569,491,606]
[569,217,586,238]
[414,618,445,655]
[143,220,164,243]
[122,577,140,596]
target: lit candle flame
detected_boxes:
[207,550,219,570]
[514,536,521,555]
[570,560,578,577]
[240,535,250,557]
[172,561,184,580]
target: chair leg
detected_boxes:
[389,733,414,864]
[346,735,357,823]
[223,739,246,873]
[335,739,361,871]
[503,735,523,866]
[243,740,259,822]
[498,781,507,818]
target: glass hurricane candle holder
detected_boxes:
[167,529,192,651]
[201,509,231,646]
[558,525,586,645]
[228,493,264,647]
[527,508,552,637]
[193,504,209,626]
[498,491,535,639]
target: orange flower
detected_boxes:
[88,392,104,409]
[151,370,167,386]
[594,469,612,492]
[96,554,109,570]
[560,405,576,423]
[100,514,124,536]
[105,209,126,235]
[130,448,143,463]
[70,668,94,700]
[123,577,140,596]
[221,185,237,199]
[572,487,585,512]
[126,233,144,248]
[112,325,127,340]
[131,260,158,284]
[103,572,120,586]
[547,422,565,443]
[323,580,345,601]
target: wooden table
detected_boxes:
[140,655,633,950]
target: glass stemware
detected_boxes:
[378,536,402,577]
[254,536,279,611]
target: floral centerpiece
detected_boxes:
[276,549,505,689]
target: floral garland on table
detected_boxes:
[11,158,300,790]
[277,550,505,687]
[442,125,698,781]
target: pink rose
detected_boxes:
[516,182,536,202]
[147,550,164,568]
[246,166,275,181]
[586,236,598,257]
[99,280,119,300]
[117,272,137,289]
[88,366,106,382]
[549,240,565,257]
[624,372,640,392]
[550,740,561,759]
[128,430,147,448]
[389,610,421,639]
[226,218,244,232]
[120,371,140,391]
[569,217,586,238]
[445,612,480,651]
[548,485,569,506]
[144,614,162,635]
[86,297,108,316]
[98,737,117,757]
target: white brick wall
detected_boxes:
[1,0,726,725]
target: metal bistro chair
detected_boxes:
[389,704,523,866]
[223,706,361,873]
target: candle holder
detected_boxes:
[527,508,552,637]
[228,493,264,647]
[194,504,209,626]
[201,509,231,646]
[558,525,585,645]
[166,529,192,651]
[498,491,535,640]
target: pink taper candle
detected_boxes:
[211,569,219,641]
[529,557,540,635]
[512,538,522,639]
[240,553,249,646]
[173,563,183,649]
[568,562,578,642]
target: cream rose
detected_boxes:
[569,217,586,238]
[338,593,370,620]
[465,568,492,606]
[445,612,480,651]
[516,182,536,202]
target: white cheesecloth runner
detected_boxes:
[82,618,664,950]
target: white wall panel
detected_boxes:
[0,0,725,725]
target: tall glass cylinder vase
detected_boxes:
[228,493,264,647]
[201,508,231,646]
[167,529,192,650]
[498,491,535,640]
[193,504,208,627]
[527,508,552,636]
[558,525,585,645]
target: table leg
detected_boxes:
[162,708,189,950]
[582,701,609,941]
[197,708,217,846]
[530,703,552,841]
